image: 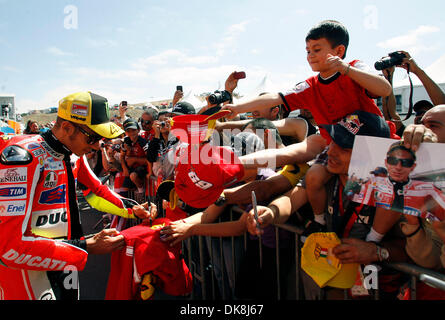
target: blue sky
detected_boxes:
[1,0,444,113]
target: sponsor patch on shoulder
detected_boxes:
[0,146,33,165]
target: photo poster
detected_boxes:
[345,136,445,221]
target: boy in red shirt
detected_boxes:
[224,20,391,236]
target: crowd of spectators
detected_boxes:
[17,19,445,301]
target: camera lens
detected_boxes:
[375,52,406,71]
[208,90,231,105]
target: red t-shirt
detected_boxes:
[282,60,383,142]
[105,218,193,300]
[140,129,155,142]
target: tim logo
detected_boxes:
[39,185,66,205]
[0,187,26,198]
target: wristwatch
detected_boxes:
[214,194,227,207]
[376,244,390,262]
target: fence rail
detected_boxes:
[141,175,445,300]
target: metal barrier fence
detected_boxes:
[180,205,445,301]
[118,175,445,300]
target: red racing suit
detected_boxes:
[353,176,445,221]
[0,132,137,300]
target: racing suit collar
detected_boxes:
[40,130,72,161]
[389,177,411,187]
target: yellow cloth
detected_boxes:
[301,232,359,289]
[278,163,310,187]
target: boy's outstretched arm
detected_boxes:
[223,93,283,119]
[326,54,392,98]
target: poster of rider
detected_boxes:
[345,136,445,222]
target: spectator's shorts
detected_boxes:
[313,146,329,166]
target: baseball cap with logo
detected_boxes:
[123,118,139,131]
[168,102,196,116]
[321,111,390,149]
[58,91,124,139]
[159,145,244,210]
[301,232,359,289]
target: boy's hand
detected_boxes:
[221,104,239,120]
[325,54,349,75]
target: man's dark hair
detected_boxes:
[387,141,417,161]
[306,20,349,59]
[242,118,283,145]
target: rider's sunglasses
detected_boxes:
[386,156,415,168]
[73,123,103,145]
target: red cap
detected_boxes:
[174,145,244,209]
[170,112,230,144]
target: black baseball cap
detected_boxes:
[156,180,175,202]
[123,118,139,131]
[170,102,196,116]
[370,167,388,175]
[413,100,433,116]
[321,111,390,149]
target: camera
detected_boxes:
[208,90,232,105]
[160,121,166,128]
[374,51,407,71]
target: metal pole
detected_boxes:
[198,236,207,300]
[275,226,281,300]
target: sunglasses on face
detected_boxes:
[386,156,415,168]
[73,124,103,145]
[141,120,152,125]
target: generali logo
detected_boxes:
[0,168,27,183]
